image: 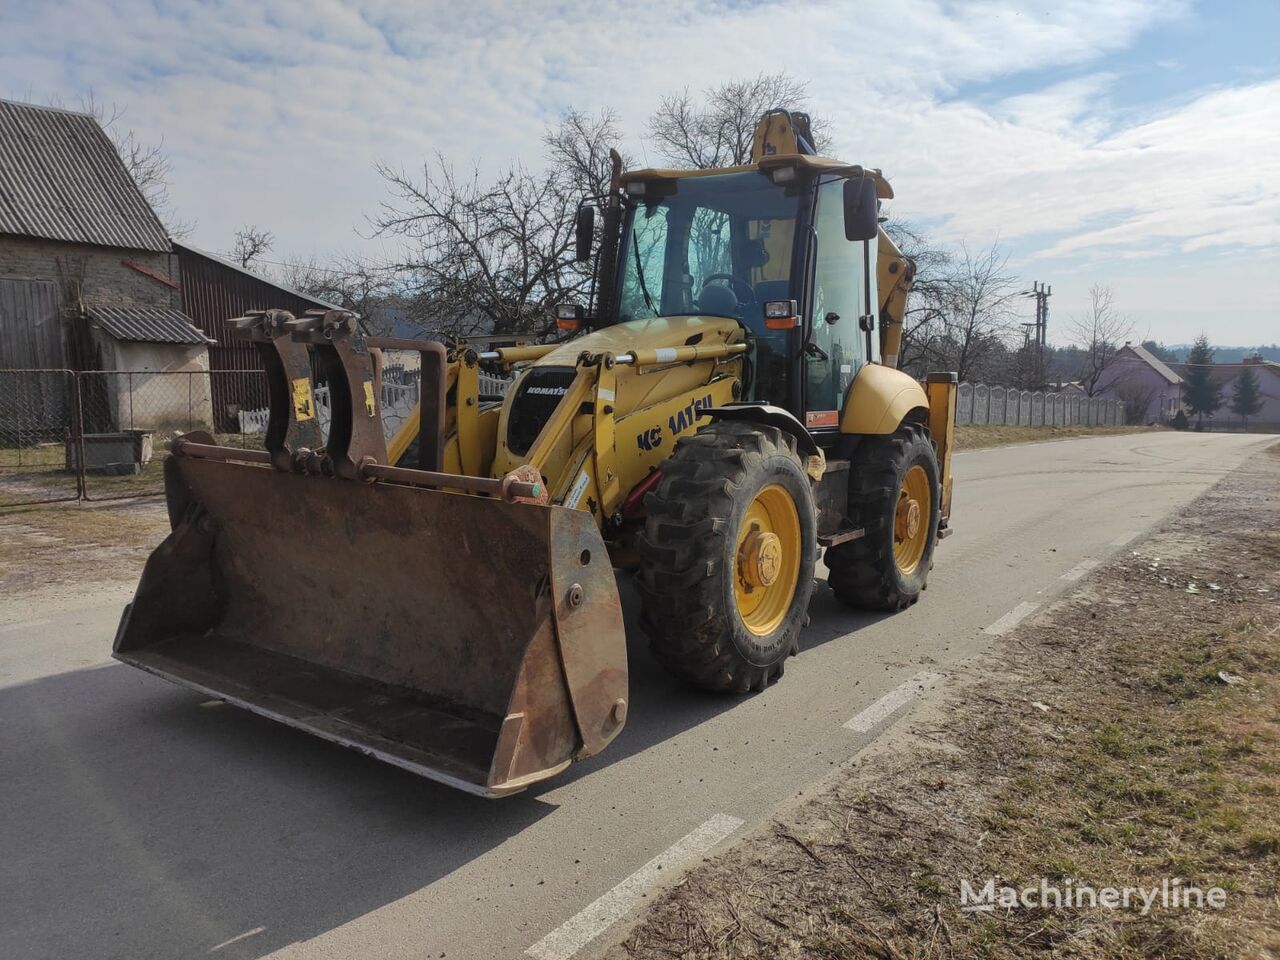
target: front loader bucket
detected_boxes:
[114,454,628,797]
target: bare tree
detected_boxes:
[231,225,275,270]
[542,107,631,200]
[275,256,398,330]
[372,159,581,339]
[371,108,625,339]
[936,243,1021,383]
[884,221,953,378]
[1069,284,1133,396]
[646,72,832,169]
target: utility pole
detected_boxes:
[1022,281,1052,387]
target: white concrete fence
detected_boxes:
[955,383,1125,427]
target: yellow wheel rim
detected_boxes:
[734,484,802,636]
[893,464,930,575]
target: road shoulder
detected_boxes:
[605,443,1280,959]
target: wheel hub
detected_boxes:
[738,526,783,590]
[733,484,803,637]
[893,464,931,576]
[895,497,921,541]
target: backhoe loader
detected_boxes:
[115,110,956,797]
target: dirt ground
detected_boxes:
[954,424,1163,450]
[0,497,167,596]
[609,443,1280,960]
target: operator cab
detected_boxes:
[611,159,887,432]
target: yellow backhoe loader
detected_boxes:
[114,110,956,797]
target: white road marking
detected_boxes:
[1111,530,1139,547]
[0,618,52,635]
[210,926,265,951]
[526,814,744,960]
[843,671,944,733]
[1059,559,1099,583]
[983,601,1039,636]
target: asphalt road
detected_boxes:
[1,431,1274,960]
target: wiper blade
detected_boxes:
[631,230,662,317]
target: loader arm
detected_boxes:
[876,226,915,371]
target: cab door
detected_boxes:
[804,177,878,429]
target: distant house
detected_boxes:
[0,98,212,431]
[1235,356,1280,431]
[1094,342,1184,424]
[1169,355,1280,432]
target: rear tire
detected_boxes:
[637,420,817,693]
[826,422,939,611]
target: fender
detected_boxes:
[840,363,929,435]
[699,403,818,457]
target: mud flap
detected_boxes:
[114,456,627,797]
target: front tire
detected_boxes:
[826,422,940,611]
[637,421,817,693]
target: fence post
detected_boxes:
[74,371,87,500]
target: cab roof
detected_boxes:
[619,154,894,199]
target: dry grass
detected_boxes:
[0,498,168,593]
[613,444,1280,960]
[955,424,1163,450]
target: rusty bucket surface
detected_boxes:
[114,455,628,796]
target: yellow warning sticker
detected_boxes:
[363,380,377,417]
[291,377,315,421]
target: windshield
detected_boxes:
[617,171,801,328]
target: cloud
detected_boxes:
[0,0,1275,342]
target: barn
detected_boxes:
[0,98,212,434]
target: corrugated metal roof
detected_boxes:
[175,242,344,312]
[89,305,212,345]
[0,99,171,253]
[1125,343,1183,384]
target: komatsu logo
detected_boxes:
[669,394,713,436]
[525,386,569,396]
[637,394,714,451]
[636,426,662,451]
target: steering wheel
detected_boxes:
[700,273,755,303]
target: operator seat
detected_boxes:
[697,283,739,319]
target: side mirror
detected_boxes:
[575,205,596,262]
[843,177,879,242]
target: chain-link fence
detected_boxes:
[0,369,271,506]
[76,370,270,501]
[0,369,82,506]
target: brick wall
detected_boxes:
[0,235,179,313]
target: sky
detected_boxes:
[2,0,1277,345]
